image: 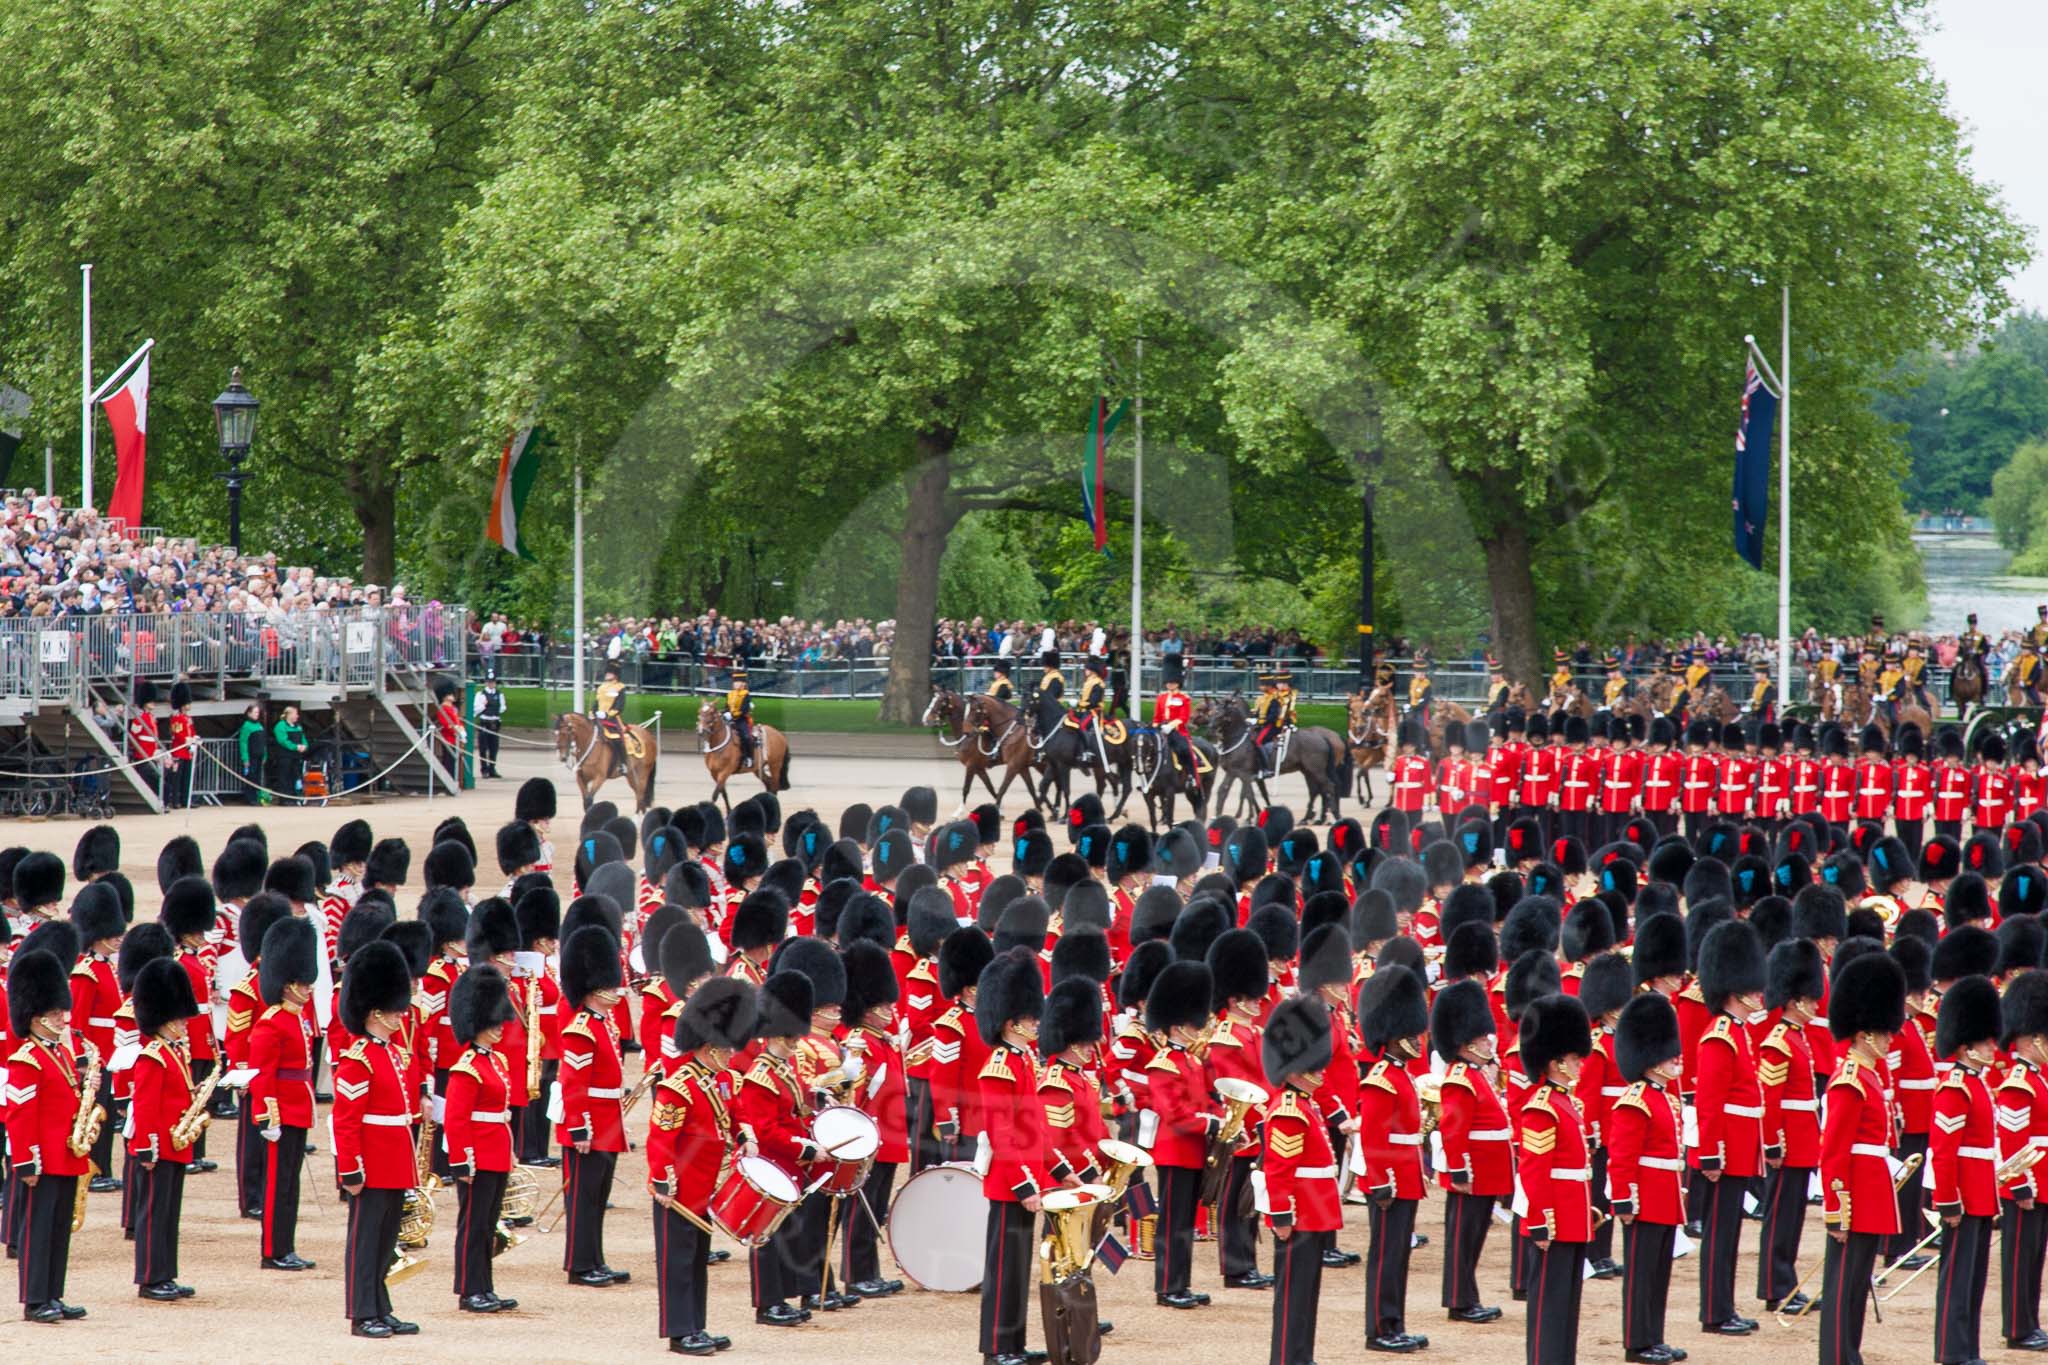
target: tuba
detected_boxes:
[1088,1138,1153,1248]
[1196,1077,1267,1208]
[1039,1186,1107,1365]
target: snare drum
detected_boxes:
[710,1155,802,1246]
[812,1104,881,1195]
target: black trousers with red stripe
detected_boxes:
[1889,1131,1930,1259]
[1270,1228,1328,1365]
[749,1209,797,1308]
[343,1186,402,1322]
[235,1105,263,1213]
[1696,1173,1746,1326]
[655,1202,711,1339]
[1588,1148,1615,1264]
[453,1170,506,1299]
[561,1148,616,1276]
[518,1059,557,1163]
[980,1198,1034,1356]
[1818,1230,1880,1365]
[1621,1220,1675,1352]
[132,1161,185,1286]
[261,1126,306,1260]
[1937,1213,1991,1364]
[1154,1164,1200,1296]
[1440,1190,1493,1311]
[1756,1163,1811,1303]
[1218,1153,1260,1278]
[1365,1196,1416,1339]
[1526,1239,1585,1365]
[835,1160,897,1287]
[2003,1197,2046,1343]
[17,1173,75,1307]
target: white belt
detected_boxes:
[1639,1156,1685,1171]
[1898,1079,1936,1091]
[470,1110,511,1124]
[1601,1087,1626,1097]
[1388,1133,1424,1146]
[589,1086,623,1099]
[1959,1146,1998,1162]
[363,1114,411,1127]
[538,1005,558,1016]
[1468,1129,1512,1142]
[2030,1136,2048,1150]
[1549,1168,1591,1181]
[88,1017,117,1029]
[1725,1104,1763,1118]
[1296,1165,1338,1180]
[1850,1143,1890,1158]
[1781,1099,1818,1112]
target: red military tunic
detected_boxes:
[1674,983,1709,1100]
[902,957,943,1086]
[422,955,461,1076]
[648,1057,733,1213]
[176,947,217,1065]
[1933,759,1973,826]
[69,953,120,1061]
[1820,757,1856,825]
[1754,753,1792,823]
[1997,1059,2048,1202]
[1890,1019,1935,1142]
[1604,1079,1683,1225]
[1437,1058,1514,1196]
[736,1052,814,1177]
[1436,754,1473,814]
[1489,739,1527,812]
[1039,1056,1109,1183]
[1263,1086,1341,1232]
[638,979,679,1071]
[1820,1055,1900,1237]
[248,1001,316,1130]
[1854,757,1894,823]
[127,1037,194,1165]
[1758,1016,1821,1168]
[2018,767,2048,821]
[846,1023,911,1166]
[1680,751,1720,817]
[1932,1066,1997,1220]
[1356,1056,1425,1200]
[1694,1010,1764,1177]
[1789,752,1822,817]
[443,1043,514,1178]
[1520,743,1560,810]
[1391,755,1433,816]
[555,1007,626,1152]
[1641,749,1681,820]
[1573,1026,1618,1147]
[332,1035,418,1189]
[1519,1080,1594,1242]
[1144,1042,1217,1171]
[1973,765,2014,831]
[222,968,262,1071]
[1717,751,1756,820]
[1559,749,1600,815]
[929,1003,989,1145]
[1893,758,1933,828]
[980,1043,1054,1202]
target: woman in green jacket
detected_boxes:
[269,704,308,803]
[235,703,269,805]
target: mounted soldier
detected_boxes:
[1877,643,1907,729]
[981,655,1017,747]
[593,663,629,763]
[1074,653,1110,766]
[1485,654,1511,716]
[1740,656,1775,730]
[1899,637,1935,714]
[723,667,756,769]
[1809,648,1843,717]
[1599,653,1633,718]
[1252,667,1298,780]
[1407,651,1434,729]
[2008,637,2046,707]
[1029,639,1066,743]
[1550,648,1573,696]
[1152,655,1195,783]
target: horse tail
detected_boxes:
[777,744,795,793]
[1329,734,1352,794]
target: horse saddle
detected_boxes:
[616,725,647,761]
[1100,717,1128,746]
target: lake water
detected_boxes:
[1918,531,2048,632]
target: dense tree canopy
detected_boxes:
[0,0,2028,693]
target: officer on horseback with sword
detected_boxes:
[1074,651,1110,768]
[1252,667,1296,780]
[724,667,756,769]
[1029,633,1065,744]
[1485,654,1511,716]
[1900,637,1934,714]
[592,663,629,765]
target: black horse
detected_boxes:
[1130,728,1214,826]
[1198,694,1350,824]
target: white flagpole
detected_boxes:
[1779,286,1791,709]
[80,264,92,509]
[572,459,586,714]
[1130,337,1144,719]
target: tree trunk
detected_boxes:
[352,473,398,587]
[1482,520,1541,688]
[878,429,958,725]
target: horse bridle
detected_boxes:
[697,704,733,754]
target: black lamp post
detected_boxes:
[212,367,259,552]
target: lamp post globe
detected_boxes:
[212,366,259,552]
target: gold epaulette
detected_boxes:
[934,1006,964,1033]
[450,1052,482,1083]
[343,1039,371,1064]
[907,960,936,983]
[1363,1059,1396,1093]
[69,958,95,980]
[979,1049,1015,1084]
[1615,1081,1651,1114]
[259,1004,286,1025]
[894,933,913,955]
[1829,1058,1865,1092]
[1679,983,1704,1005]
[1209,1021,1244,1050]
[741,1057,781,1091]
[1760,1022,1792,1056]
[1145,1051,1181,1075]
[141,1038,172,1065]
[7,1042,35,1066]
[1940,1069,1969,1093]
[1039,1066,1073,1095]
[1272,1088,1304,1120]
[662,998,685,1020]
[1442,1062,1474,1092]
[1703,1015,1735,1046]
[563,1013,596,1042]
[1523,1086,1555,1118]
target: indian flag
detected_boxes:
[486,423,545,559]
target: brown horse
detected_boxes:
[1543,685,1594,721]
[1356,683,1471,756]
[554,712,659,813]
[1344,691,1387,804]
[922,686,1042,811]
[1950,654,1985,720]
[696,701,792,813]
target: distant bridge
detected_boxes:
[1912,515,1994,535]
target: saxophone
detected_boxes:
[171,1055,221,1150]
[67,1040,105,1157]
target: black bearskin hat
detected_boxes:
[1118,939,1174,1012]
[1296,925,1352,995]
[1829,951,1907,1041]
[774,936,847,1009]
[939,928,996,999]
[363,838,412,891]
[212,838,267,902]
[1697,920,1765,1009]
[1439,884,1496,945]
[1050,930,1112,989]
[450,964,516,1045]
[1207,929,1270,1011]
[516,885,562,949]
[161,876,217,942]
[561,924,623,1004]
[975,946,1045,1045]
[1108,825,1154,883]
[133,955,200,1036]
[730,890,789,952]
[1356,964,1428,1053]
[1500,896,1561,962]
[1430,978,1495,1062]
[1444,921,1500,982]
[419,886,470,953]
[1247,903,1300,965]
[1371,858,1426,915]
[69,881,125,946]
[840,940,901,1025]
[263,855,317,906]
[1932,924,1999,985]
[156,835,204,893]
[72,823,119,881]
[338,901,397,967]
[1614,992,1681,1083]
[1505,949,1560,1017]
[116,922,173,993]
[1998,915,2046,977]
[329,818,374,870]
[465,897,520,963]
[7,949,68,1040]
[1561,899,1616,961]
[992,895,1051,959]
[1063,881,1113,936]
[1262,995,1333,1084]
[259,917,319,1004]
[339,939,413,1035]
[496,821,543,876]
[1520,994,1593,1077]
[907,889,958,960]
[1039,977,1105,1057]
[674,977,756,1054]
[1791,884,1847,942]
[660,920,715,998]
[1578,953,1634,1020]
[1144,959,1214,1036]
[1765,939,1826,1011]
[1169,898,1231,964]
[756,971,814,1040]
[1937,974,2002,1060]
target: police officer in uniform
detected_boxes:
[471,675,505,778]
[724,668,755,769]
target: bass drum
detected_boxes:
[887,1164,989,1292]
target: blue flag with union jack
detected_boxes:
[1731,358,1777,570]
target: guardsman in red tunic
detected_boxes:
[835,941,909,1300]
[248,918,320,1272]
[737,971,820,1327]
[1607,993,1685,1365]
[1206,930,1274,1288]
[1818,952,1907,1365]
[556,925,629,1289]
[900,896,954,1174]
[225,894,287,1221]
[723,888,784,990]
[637,907,685,1066]
[1678,721,1720,842]
[1818,724,1857,834]
[514,886,563,1166]
[1755,940,1825,1312]
[443,965,519,1315]
[975,949,1051,1362]
[1888,937,1939,1269]
[1973,734,2014,833]
[1691,920,1767,1336]
[1716,723,1757,825]
[1893,726,1933,861]
[1390,721,1433,819]
[67,881,124,1191]
[1571,951,1631,1280]
[1754,723,1791,828]
[1143,959,1220,1310]
[1431,978,1512,1323]
[1356,964,1429,1351]
[1932,975,2003,1365]
[1557,716,1600,847]
[162,880,221,1172]
[332,940,423,1339]
[9,949,89,1323]
[930,930,995,1165]
[1853,724,1895,827]
[650,980,751,1356]
[1998,970,2048,1351]
[418,880,471,1180]
[1518,993,1595,1365]
[1261,996,1342,1365]
[128,957,202,1301]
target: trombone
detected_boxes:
[1877,1145,2044,1302]
[1777,1152,1923,1326]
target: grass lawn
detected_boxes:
[495,688,1353,737]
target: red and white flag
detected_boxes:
[101,354,149,529]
